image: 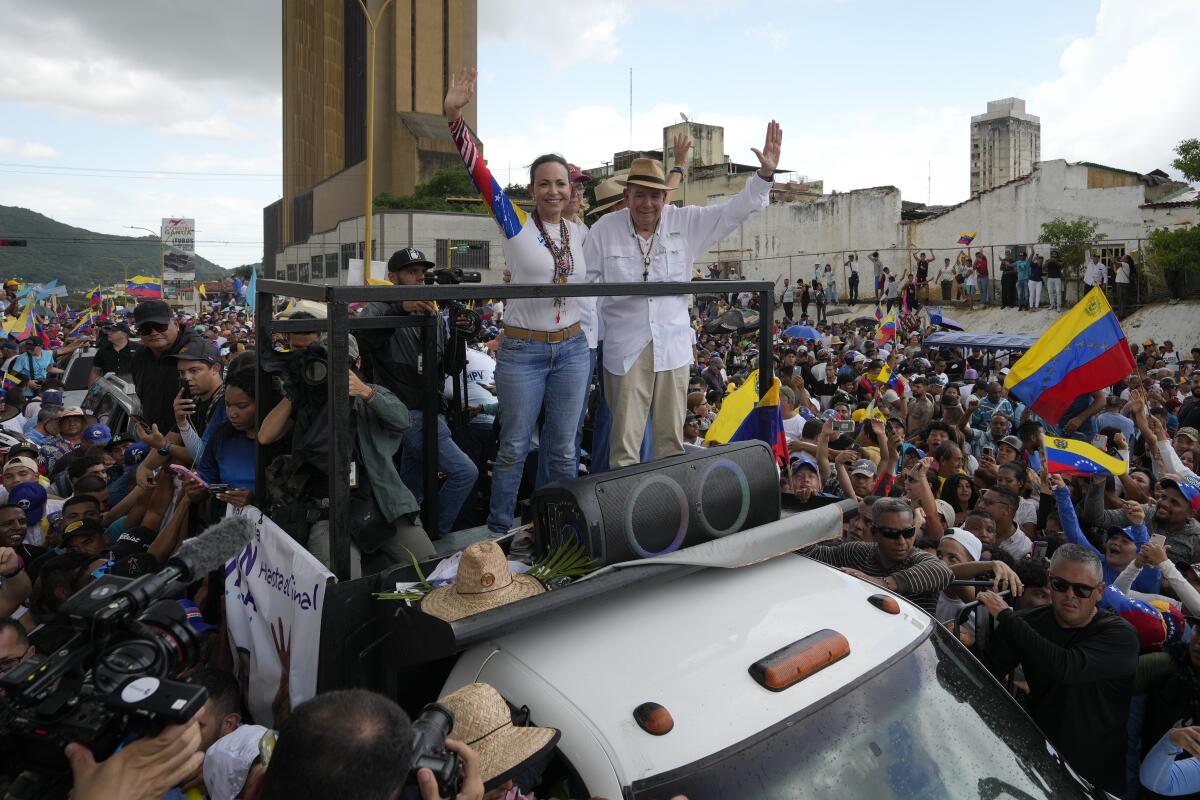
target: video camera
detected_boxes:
[424,267,481,286]
[260,343,329,403]
[407,703,461,798]
[0,517,254,798]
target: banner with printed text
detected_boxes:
[223,505,334,727]
[160,217,196,282]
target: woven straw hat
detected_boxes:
[421,541,544,622]
[616,157,677,192]
[587,177,625,219]
[440,683,560,790]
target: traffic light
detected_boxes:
[0,239,27,247]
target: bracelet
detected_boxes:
[669,166,684,175]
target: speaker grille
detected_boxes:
[597,472,690,558]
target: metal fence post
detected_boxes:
[421,316,439,538]
[326,298,353,581]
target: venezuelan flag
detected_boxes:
[873,306,883,322]
[875,363,899,389]
[1004,287,1135,424]
[68,312,93,337]
[729,376,788,465]
[449,114,526,239]
[2,372,22,392]
[703,370,762,444]
[1037,436,1127,477]
[127,276,162,298]
[875,312,897,346]
[89,286,102,307]
[197,283,207,300]
[957,232,977,246]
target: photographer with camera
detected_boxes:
[258,689,484,800]
[358,249,477,538]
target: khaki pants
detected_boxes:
[604,342,690,469]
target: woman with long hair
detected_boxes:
[444,68,591,537]
[941,473,978,525]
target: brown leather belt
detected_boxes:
[502,321,582,343]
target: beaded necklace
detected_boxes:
[631,220,659,281]
[531,211,574,324]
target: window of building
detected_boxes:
[341,242,356,271]
[325,253,339,277]
[311,255,325,280]
[286,264,298,282]
[299,262,310,283]
[435,239,489,271]
[1098,245,1126,269]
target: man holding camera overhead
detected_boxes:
[358,248,476,538]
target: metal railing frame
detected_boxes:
[255,278,775,580]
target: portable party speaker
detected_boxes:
[532,441,781,566]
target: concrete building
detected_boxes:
[264,0,478,271]
[1142,184,1199,232]
[704,159,1184,292]
[970,98,1041,195]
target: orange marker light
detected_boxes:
[633,702,674,735]
[749,629,851,692]
[868,593,901,614]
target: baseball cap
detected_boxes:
[8,482,48,525]
[63,518,106,542]
[133,300,173,327]
[942,528,983,561]
[1160,476,1200,513]
[3,456,40,475]
[83,423,112,445]
[850,459,877,477]
[39,390,64,407]
[124,442,151,466]
[165,338,222,366]
[204,724,271,800]
[103,321,133,335]
[999,435,1024,451]
[1176,427,1200,443]
[788,453,819,472]
[934,499,956,530]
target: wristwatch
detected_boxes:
[157,444,172,457]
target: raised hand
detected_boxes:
[751,120,783,179]
[443,66,477,122]
[672,133,692,166]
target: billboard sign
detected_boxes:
[161,217,196,282]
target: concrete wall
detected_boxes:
[1144,203,1199,232]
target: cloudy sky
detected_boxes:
[0,0,1196,270]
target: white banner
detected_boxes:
[346,257,390,286]
[222,505,334,727]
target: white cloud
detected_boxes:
[0,139,57,159]
[479,0,629,66]
[1029,0,1200,179]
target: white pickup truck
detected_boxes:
[380,502,1109,799]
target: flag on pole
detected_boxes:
[874,306,883,322]
[68,312,94,337]
[874,363,899,389]
[89,286,102,307]
[1033,437,1128,477]
[729,377,789,465]
[875,312,897,346]
[704,369,763,445]
[957,232,977,246]
[198,282,208,300]
[1004,287,1136,425]
[2,294,35,340]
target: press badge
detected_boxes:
[349,461,359,488]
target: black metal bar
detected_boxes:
[253,288,273,505]
[258,279,331,302]
[326,300,353,580]
[420,316,439,537]
[757,289,774,398]
[323,279,773,304]
[265,315,430,333]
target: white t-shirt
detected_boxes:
[443,348,498,426]
[782,413,804,444]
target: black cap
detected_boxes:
[104,321,132,334]
[62,518,107,542]
[133,300,173,327]
[387,248,435,272]
[165,338,222,365]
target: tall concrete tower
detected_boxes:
[970,98,1040,195]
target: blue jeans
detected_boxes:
[1016,279,1028,308]
[978,277,991,305]
[398,410,478,535]
[489,330,590,534]
[536,346,597,487]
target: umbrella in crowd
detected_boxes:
[704,308,760,334]
[783,324,821,341]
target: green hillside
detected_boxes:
[0,205,230,295]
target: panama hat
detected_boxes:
[586,177,626,219]
[421,541,544,622]
[616,157,677,192]
[276,299,327,320]
[45,405,97,436]
[440,683,560,790]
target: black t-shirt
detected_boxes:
[92,341,144,378]
[1044,258,1063,279]
[982,605,1138,793]
[131,332,199,433]
[916,259,929,281]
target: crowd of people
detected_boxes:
[0,66,1196,799]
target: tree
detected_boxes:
[373,165,487,214]
[1173,138,1200,184]
[1146,225,1200,275]
[1037,217,1105,277]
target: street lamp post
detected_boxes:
[356,0,395,274]
[128,225,165,302]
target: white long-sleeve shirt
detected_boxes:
[1083,258,1107,287]
[584,173,772,375]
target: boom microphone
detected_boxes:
[96,515,256,623]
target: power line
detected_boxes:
[0,161,284,177]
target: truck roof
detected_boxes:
[458,549,931,785]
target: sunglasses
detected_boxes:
[875,526,917,540]
[1047,575,1097,599]
[136,322,169,335]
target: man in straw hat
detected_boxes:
[584,121,783,468]
[439,682,560,798]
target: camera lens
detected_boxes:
[303,358,328,385]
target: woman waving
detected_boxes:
[445,67,591,536]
